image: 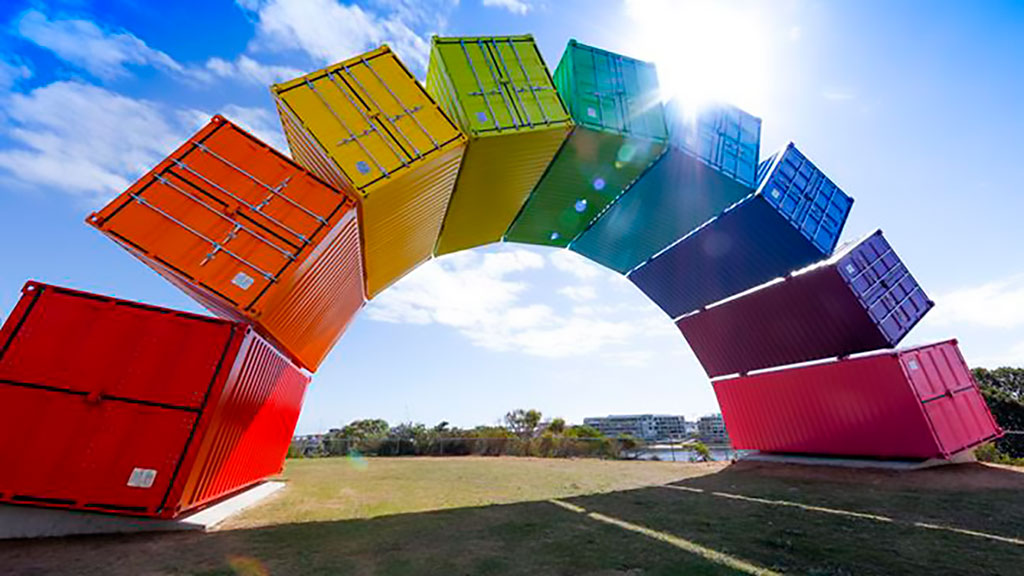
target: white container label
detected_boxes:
[586,106,597,118]
[908,360,919,371]
[845,264,856,274]
[127,468,157,489]
[770,188,782,199]
[232,272,255,290]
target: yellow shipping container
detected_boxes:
[427,36,573,255]
[273,45,466,298]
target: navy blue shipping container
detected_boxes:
[629,142,853,318]
[571,100,760,274]
[679,230,934,377]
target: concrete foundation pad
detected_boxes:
[739,450,976,471]
[0,481,285,540]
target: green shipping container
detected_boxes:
[505,39,668,247]
[427,36,573,255]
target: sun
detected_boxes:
[624,0,771,116]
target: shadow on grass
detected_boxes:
[1,462,1021,576]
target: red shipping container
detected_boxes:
[0,282,309,518]
[88,115,364,371]
[714,340,1002,460]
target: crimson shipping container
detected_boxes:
[88,115,364,372]
[0,282,309,518]
[679,229,934,377]
[714,340,1002,460]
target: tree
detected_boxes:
[340,419,390,441]
[691,441,712,462]
[547,417,566,435]
[564,424,603,439]
[973,367,1024,458]
[505,409,543,439]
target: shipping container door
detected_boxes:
[343,50,459,166]
[435,40,518,133]
[839,232,932,346]
[277,67,406,191]
[923,390,999,457]
[0,385,196,514]
[621,56,663,141]
[487,38,569,129]
[0,285,234,409]
[573,47,625,133]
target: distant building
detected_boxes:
[583,414,690,442]
[697,414,729,444]
[291,434,325,456]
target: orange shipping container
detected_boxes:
[272,45,466,298]
[88,115,364,371]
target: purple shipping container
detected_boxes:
[678,230,933,378]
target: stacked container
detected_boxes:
[426,35,573,255]
[272,45,467,297]
[679,230,934,377]
[0,282,308,518]
[630,142,854,318]
[88,115,364,372]
[572,100,760,273]
[715,340,1003,460]
[505,39,668,247]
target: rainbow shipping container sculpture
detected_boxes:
[0,34,1001,521]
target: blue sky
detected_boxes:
[0,1,1021,435]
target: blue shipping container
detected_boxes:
[629,142,853,318]
[678,229,934,378]
[571,100,760,274]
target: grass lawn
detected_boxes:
[0,457,1022,575]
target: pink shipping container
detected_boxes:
[714,340,1002,460]
[679,230,933,377]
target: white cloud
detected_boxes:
[17,8,302,87]
[218,104,289,152]
[0,81,188,204]
[482,0,533,15]
[549,250,602,280]
[16,9,183,80]
[200,55,304,86]
[366,248,657,360]
[0,58,32,91]
[559,285,597,302]
[239,0,451,73]
[928,274,1024,329]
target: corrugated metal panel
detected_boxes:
[836,231,933,345]
[570,100,758,273]
[0,384,197,515]
[259,210,363,370]
[554,40,666,141]
[88,116,363,371]
[273,45,467,298]
[427,35,573,254]
[0,283,309,518]
[678,230,934,377]
[715,340,1003,459]
[504,40,667,247]
[668,100,761,188]
[629,142,854,318]
[0,282,235,410]
[168,328,308,514]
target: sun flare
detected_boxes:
[625,0,771,115]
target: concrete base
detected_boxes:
[0,481,285,540]
[739,449,977,471]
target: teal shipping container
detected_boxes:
[504,40,668,247]
[571,100,760,273]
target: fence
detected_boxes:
[289,436,726,461]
